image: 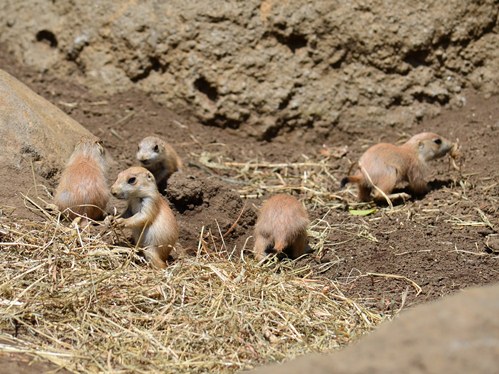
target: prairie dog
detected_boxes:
[341,132,455,202]
[54,139,109,222]
[253,194,310,261]
[136,136,182,193]
[111,166,179,269]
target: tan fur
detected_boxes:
[342,132,455,202]
[253,194,309,261]
[111,166,179,269]
[136,136,182,193]
[54,139,109,222]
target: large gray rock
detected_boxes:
[249,284,499,374]
[0,69,93,209]
[0,1,497,138]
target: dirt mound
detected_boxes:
[0,1,497,138]
[166,170,257,255]
[249,283,499,374]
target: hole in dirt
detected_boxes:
[388,95,403,108]
[36,30,58,48]
[194,76,219,102]
[278,91,295,110]
[261,124,281,141]
[149,56,161,71]
[205,113,243,129]
[403,49,429,68]
[412,92,450,105]
[130,56,162,83]
[330,58,344,69]
[274,32,308,53]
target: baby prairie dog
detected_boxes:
[253,194,310,261]
[136,136,182,193]
[111,166,179,269]
[54,139,109,222]
[341,132,455,202]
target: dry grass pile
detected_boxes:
[0,200,384,373]
[196,151,363,210]
[195,147,464,211]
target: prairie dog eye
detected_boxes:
[434,138,442,145]
[153,145,159,153]
[128,177,137,185]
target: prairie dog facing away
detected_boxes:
[111,166,179,269]
[253,194,310,261]
[341,132,456,202]
[136,136,182,193]
[54,138,109,222]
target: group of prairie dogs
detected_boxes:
[54,132,459,269]
[54,136,182,269]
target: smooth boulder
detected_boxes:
[250,284,499,374]
[0,69,94,210]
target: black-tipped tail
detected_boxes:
[340,176,350,188]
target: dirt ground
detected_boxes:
[1,42,498,372]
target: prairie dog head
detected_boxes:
[111,166,158,200]
[136,136,167,166]
[70,138,107,168]
[406,132,454,162]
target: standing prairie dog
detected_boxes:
[341,132,456,202]
[54,139,109,222]
[136,136,182,193]
[253,194,310,261]
[111,166,179,269]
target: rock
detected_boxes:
[0,1,497,138]
[248,284,499,374]
[0,69,94,212]
[485,234,499,253]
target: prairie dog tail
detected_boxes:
[340,175,363,188]
[273,240,287,253]
[341,162,362,188]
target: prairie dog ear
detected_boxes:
[418,141,425,150]
[97,142,105,155]
[146,172,153,181]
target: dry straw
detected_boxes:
[0,196,383,373]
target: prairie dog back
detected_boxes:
[111,166,179,269]
[54,139,109,221]
[342,132,455,202]
[253,194,309,261]
[136,136,182,193]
